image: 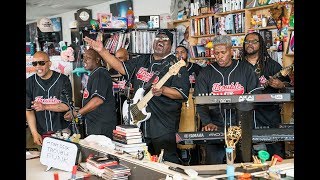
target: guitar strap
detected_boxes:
[143,55,174,90]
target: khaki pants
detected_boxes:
[26,127,41,151]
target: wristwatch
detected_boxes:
[77,112,83,118]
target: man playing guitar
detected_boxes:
[242,32,293,159]
[84,29,189,164]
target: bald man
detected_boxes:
[64,48,117,138]
[115,48,129,62]
[26,51,73,145]
[109,48,129,76]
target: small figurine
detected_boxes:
[70,133,81,143]
[61,128,71,140]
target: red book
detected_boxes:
[86,156,118,169]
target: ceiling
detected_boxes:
[26,0,111,23]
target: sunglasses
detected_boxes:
[155,36,170,41]
[244,40,259,44]
[32,61,49,66]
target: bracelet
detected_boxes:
[77,112,83,118]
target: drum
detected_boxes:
[178,88,197,150]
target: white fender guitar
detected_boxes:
[122,59,186,128]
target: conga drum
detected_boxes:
[178,88,197,150]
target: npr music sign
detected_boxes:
[40,137,79,172]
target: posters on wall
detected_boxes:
[110,0,133,17]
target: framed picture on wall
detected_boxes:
[110,0,133,17]
[286,31,294,55]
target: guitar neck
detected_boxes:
[136,73,172,110]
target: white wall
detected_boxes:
[32,0,171,45]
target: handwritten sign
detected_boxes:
[40,137,79,172]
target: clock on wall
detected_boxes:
[76,8,92,27]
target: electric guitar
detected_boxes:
[263,63,294,88]
[122,59,186,128]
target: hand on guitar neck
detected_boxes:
[267,76,286,89]
[122,59,186,128]
[263,64,294,89]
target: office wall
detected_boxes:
[31,0,171,45]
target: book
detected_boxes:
[113,141,146,148]
[113,137,142,144]
[86,156,118,169]
[113,133,142,140]
[112,129,142,137]
[116,125,140,133]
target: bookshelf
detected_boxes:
[179,1,294,65]
[171,1,294,123]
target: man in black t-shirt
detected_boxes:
[175,45,202,88]
[26,51,73,146]
[84,29,190,164]
[64,48,117,139]
[194,35,259,164]
[242,32,292,158]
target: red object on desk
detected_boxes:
[84,173,91,180]
[273,154,283,162]
[53,172,59,180]
[41,131,55,140]
[71,165,77,179]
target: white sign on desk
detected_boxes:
[40,137,79,172]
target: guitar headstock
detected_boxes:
[168,60,186,76]
[280,64,294,76]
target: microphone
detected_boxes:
[61,88,74,107]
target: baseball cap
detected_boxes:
[37,17,54,32]
[157,29,173,45]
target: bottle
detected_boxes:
[126,7,134,29]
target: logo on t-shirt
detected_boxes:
[211,82,244,95]
[83,89,89,99]
[34,96,61,104]
[136,67,159,84]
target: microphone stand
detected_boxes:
[124,67,136,125]
[63,90,79,135]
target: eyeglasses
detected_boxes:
[244,40,259,44]
[32,61,49,66]
[155,36,170,41]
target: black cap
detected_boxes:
[157,29,173,45]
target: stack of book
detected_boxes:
[112,125,147,154]
[85,155,120,177]
[101,164,131,180]
[87,156,118,169]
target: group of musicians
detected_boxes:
[26,29,293,166]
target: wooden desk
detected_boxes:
[26,158,87,180]
[79,140,294,179]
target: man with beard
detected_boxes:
[83,29,190,164]
[64,48,117,139]
[242,32,291,158]
[26,51,72,146]
[194,35,259,164]
[175,45,202,88]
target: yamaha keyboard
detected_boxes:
[176,127,294,144]
[194,93,292,105]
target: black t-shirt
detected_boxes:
[123,54,190,138]
[82,66,117,137]
[26,71,72,135]
[252,59,291,128]
[194,60,259,127]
